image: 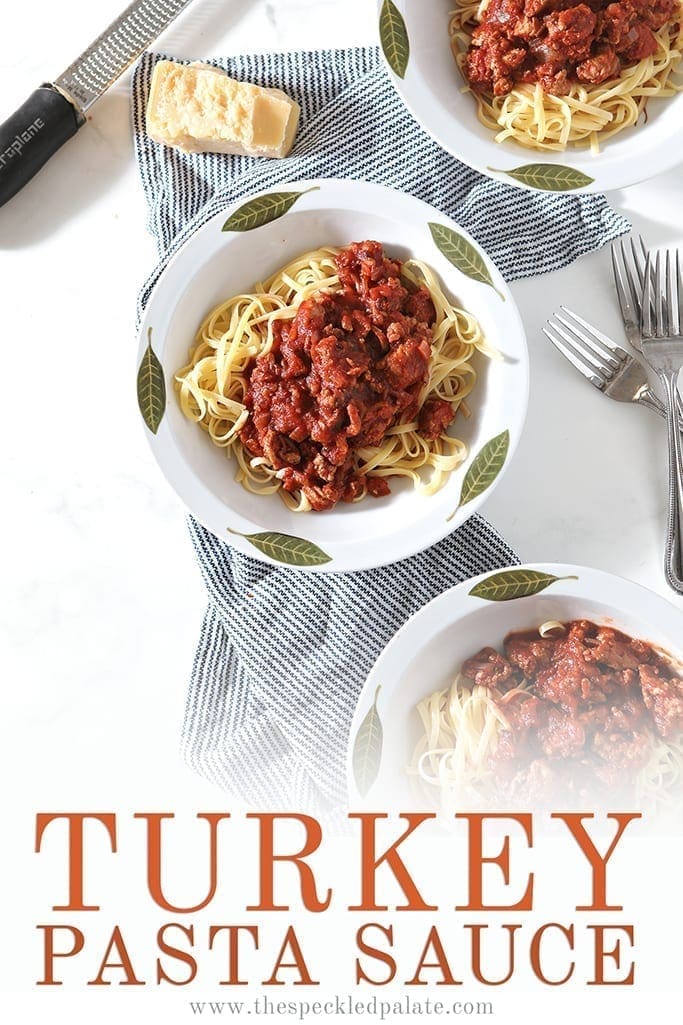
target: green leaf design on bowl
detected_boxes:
[448,430,509,521]
[379,0,410,79]
[489,164,595,192]
[137,327,166,435]
[222,187,319,232]
[428,222,505,300]
[352,686,383,798]
[228,529,332,567]
[469,569,579,602]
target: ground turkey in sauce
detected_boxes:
[463,0,678,97]
[239,240,456,511]
[461,619,683,804]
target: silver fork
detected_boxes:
[641,248,683,594]
[543,306,682,426]
[613,234,683,580]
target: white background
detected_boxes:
[1,0,682,1017]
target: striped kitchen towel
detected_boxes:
[133,46,628,817]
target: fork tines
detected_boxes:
[611,234,651,349]
[543,306,628,388]
[642,248,683,339]
[612,235,648,311]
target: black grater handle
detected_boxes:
[0,86,83,209]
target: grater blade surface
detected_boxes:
[54,0,194,111]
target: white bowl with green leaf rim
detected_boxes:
[137,177,527,572]
[347,563,683,805]
[377,0,683,195]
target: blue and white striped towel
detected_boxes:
[133,46,629,816]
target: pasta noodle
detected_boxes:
[449,0,683,153]
[410,674,514,809]
[175,246,492,511]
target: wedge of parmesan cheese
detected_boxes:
[146,60,300,158]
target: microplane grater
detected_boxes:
[0,0,196,208]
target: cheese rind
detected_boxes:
[146,60,300,158]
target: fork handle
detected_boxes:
[640,385,683,584]
[659,374,683,593]
[638,387,683,436]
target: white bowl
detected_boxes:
[377,0,683,194]
[137,178,528,572]
[347,563,683,806]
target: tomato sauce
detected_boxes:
[240,241,454,512]
[463,620,683,803]
[463,0,678,97]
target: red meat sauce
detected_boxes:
[462,619,683,804]
[463,0,678,97]
[239,241,455,512]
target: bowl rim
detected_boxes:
[137,175,529,572]
[377,0,683,195]
[346,561,683,800]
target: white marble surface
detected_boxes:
[1,0,683,818]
